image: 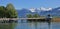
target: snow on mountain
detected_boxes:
[16,7,60,17]
[29,7,52,12]
[29,8,36,12]
[40,7,52,11]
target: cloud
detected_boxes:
[40,7,52,11]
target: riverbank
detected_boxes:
[0,18,60,23]
[51,18,60,22]
[0,18,18,23]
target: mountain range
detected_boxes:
[16,7,60,18]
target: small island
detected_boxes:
[0,3,18,23]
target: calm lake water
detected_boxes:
[0,19,60,29]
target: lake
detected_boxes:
[0,19,60,29]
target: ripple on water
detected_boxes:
[14,22,60,29]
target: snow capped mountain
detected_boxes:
[16,8,31,18]
[40,7,52,11]
[29,8,36,12]
[29,7,52,12]
[16,7,60,17]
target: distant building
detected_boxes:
[47,14,52,19]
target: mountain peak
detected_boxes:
[29,8,36,12]
[40,7,52,11]
[53,7,60,11]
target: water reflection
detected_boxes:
[0,21,60,29]
[15,22,60,29]
[0,23,17,29]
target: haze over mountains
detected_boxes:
[16,7,60,18]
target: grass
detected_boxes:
[51,18,60,22]
[39,16,60,22]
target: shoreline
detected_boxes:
[51,18,60,22]
[0,18,60,23]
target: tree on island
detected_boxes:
[26,14,40,18]
[33,14,40,18]
[26,14,33,18]
[0,6,6,18]
[6,3,18,18]
[0,3,18,18]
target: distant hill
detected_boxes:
[16,8,31,18]
[16,7,60,18]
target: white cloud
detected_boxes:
[40,7,52,11]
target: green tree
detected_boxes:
[6,3,18,18]
[26,14,33,18]
[26,14,40,18]
[0,6,6,18]
[33,14,40,18]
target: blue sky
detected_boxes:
[0,0,60,9]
